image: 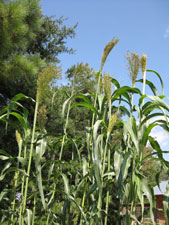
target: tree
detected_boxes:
[66,62,96,94]
[0,0,76,102]
[46,63,96,138]
[141,147,168,187]
[26,16,77,64]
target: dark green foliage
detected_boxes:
[66,62,96,94]
[26,16,77,63]
[141,147,161,187]
[0,0,76,101]
[46,63,96,140]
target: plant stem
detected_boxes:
[23,100,39,212]
[91,71,101,136]
[32,195,36,225]
[104,145,111,225]
[11,136,23,224]
[97,188,103,224]
[104,190,110,225]
[79,187,86,225]
[19,144,27,225]
[142,70,146,105]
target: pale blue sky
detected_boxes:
[41,0,169,160]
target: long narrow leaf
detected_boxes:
[147,70,164,95]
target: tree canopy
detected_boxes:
[0,0,76,102]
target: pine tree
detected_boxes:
[0,0,76,103]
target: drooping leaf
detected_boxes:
[111,78,120,89]
[62,174,70,195]
[119,151,131,182]
[114,150,123,180]
[142,180,155,224]
[35,138,47,209]
[147,70,164,95]
[148,95,169,112]
[72,102,98,115]
[26,209,33,225]
[136,79,158,96]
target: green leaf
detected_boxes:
[118,106,130,117]
[148,95,169,112]
[72,102,98,115]
[98,94,105,113]
[124,117,139,153]
[73,93,91,104]
[62,174,70,195]
[35,138,47,210]
[93,120,103,141]
[0,150,11,160]
[140,112,166,127]
[87,183,97,196]
[82,157,88,177]
[141,123,157,147]
[142,180,155,224]
[11,93,34,102]
[139,94,147,107]
[114,150,123,180]
[111,78,120,89]
[147,70,164,95]
[114,86,141,97]
[133,174,144,219]
[61,90,70,98]
[119,151,131,182]
[0,162,11,181]
[0,155,9,160]
[92,134,103,190]
[148,136,165,163]
[62,96,72,117]
[68,194,86,221]
[26,209,33,225]
[17,156,27,166]
[136,79,158,96]
[9,112,26,128]
[0,189,8,202]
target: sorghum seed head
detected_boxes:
[103,73,112,103]
[141,54,147,74]
[101,38,119,71]
[126,52,140,87]
[107,113,117,134]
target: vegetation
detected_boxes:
[0,1,169,225]
[0,0,76,102]
[0,0,76,176]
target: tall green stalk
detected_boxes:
[19,145,28,225]
[23,65,60,217]
[103,114,117,225]
[23,100,39,212]
[11,131,23,224]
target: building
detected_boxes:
[153,180,169,224]
[122,181,169,224]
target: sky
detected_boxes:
[41,0,169,160]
